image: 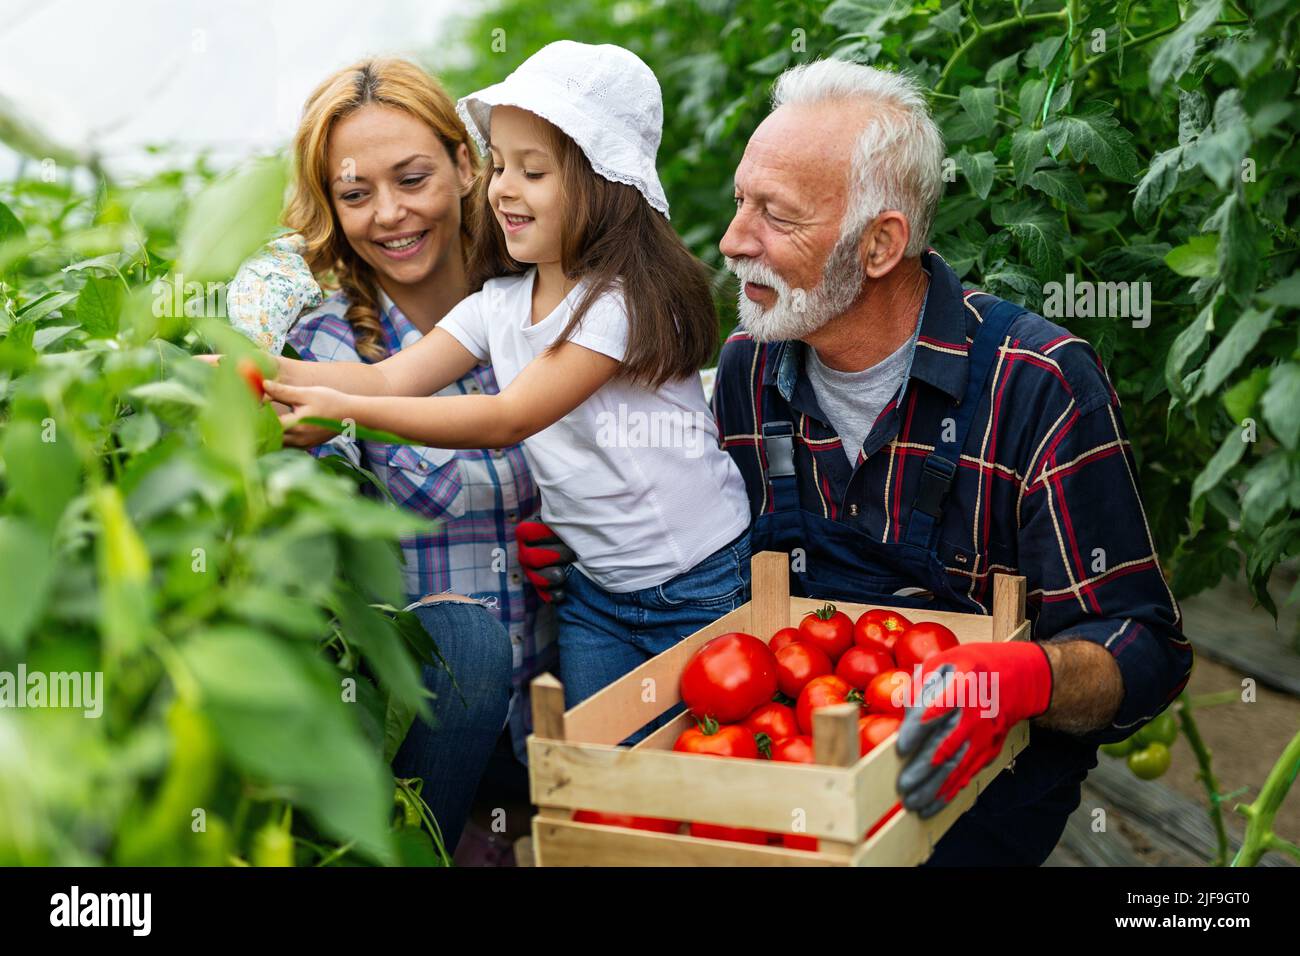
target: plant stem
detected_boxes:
[937,10,1069,92]
[1232,727,1300,866]
[1175,691,1231,866]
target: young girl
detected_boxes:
[255,41,753,732]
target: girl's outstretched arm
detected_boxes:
[272,327,481,397]
[266,340,619,449]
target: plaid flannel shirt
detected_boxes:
[713,250,1193,747]
[287,290,555,705]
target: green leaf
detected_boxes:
[1187,91,1251,190]
[300,416,426,446]
[1011,127,1049,187]
[747,49,791,75]
[341,535,406,608]
[930,3,964,36]
[1259,275,1300,308]
[1044,103,1140,182]
[1164,235,1219,278]
[1149,0,1223,94]
[1166,297,1216,399]
[985,52,1020,84]
[957,150,995,200]
[1261,364,1300,449]
[958,86,997,139]
[1240,454,1290,536]
[129,380,206,407]
[1222,367,1270,424]
[1191,425,1248,501]
[1204,190,1258,300]
[18,291,77,324]
[1028,167,1088,211]
[1192,307,1275,401]
[77,275,124,338]
[1177,89,1208,147]
[2,418,82,532]
[990,200,1065,278]
[0,201,25,245]
[178,155,288,283]
[0,517,55,654]
[1211,36,1271,79]
[1133,147,1182,225]
[331,587,428,721]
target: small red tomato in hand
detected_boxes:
[865,669,912,717]
[774,641,833,699]
[689,822,772,845]
[770,734,815,764]
[769,627,803,653]
[858,714,903,756]
[798,603,855,662]
[854,608,912,653]
[743,702,800,754]
[236,357,265,401]
[680,632,778,723]
[835,645,894,690]
[572,811,680,833]
[795,674,862,735]
[673,717,760,759]
[894,621,960,671]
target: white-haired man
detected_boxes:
[713,59,1192,865]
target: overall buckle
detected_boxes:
[914,455,957,518]
[762,422,796,479]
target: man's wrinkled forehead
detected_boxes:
[734,103,858,212]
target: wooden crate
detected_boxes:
[527,550,1030,866]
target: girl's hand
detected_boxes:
[261,378,354,448]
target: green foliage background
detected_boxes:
[439,0,1300,613]
[0,0,1296,866]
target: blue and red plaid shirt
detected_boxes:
[712,250,1192,747]
[288,290,556,746]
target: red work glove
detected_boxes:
[895,641,1053,818]
[515,521,576,604]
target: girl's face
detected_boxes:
[485,105,564,265]
[326,103,472,288]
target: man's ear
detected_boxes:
[860,210,912,278]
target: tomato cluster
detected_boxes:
[1098,711,1179,780]
[572,606,961,851]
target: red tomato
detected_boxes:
[795,674,861,735]
[865,801,903,839]
[769,627,802,653]
[894,621,960,671]
[798,603,855,662]
[865,669,912,717]
[858,714,903,756]
[680,632,778,723]
[854,609,912,653]
[782,833,819,852]
[673,718,760,759]
[689,821,772,845]
[774,641,832,699]
[743,703,799,754]
[835,645,894,690]
[572,810,680,833]
[770,734,815,764]
[236,357,265,401]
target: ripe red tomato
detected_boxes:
[795,674,861,735]
[858,714,903,756]
[743,702,799,752]
[769,627,802,653]
[894,621,960,671]
[774,641,832,699]
[798,603,855,662]
[689,821,772,845]
[572,810,680,833]
[854,608,912,653]
[770,734,815,764]
[236,357,265,401]
[865,669,912,716]
[673,718,759,759]
[835,645,894,690]
[680,632,778,723]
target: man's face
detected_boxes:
[719,102,867,341]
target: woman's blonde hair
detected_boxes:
[284,58,479,361]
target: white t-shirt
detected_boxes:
[438,268,751,593]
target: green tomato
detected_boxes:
[1127,742,1172,780]
[1100,738,1135,758]
[1134,712,1179,748]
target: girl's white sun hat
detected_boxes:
[456,40,671,219]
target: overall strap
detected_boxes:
[761,421,799,512]
[903,298,1022,549]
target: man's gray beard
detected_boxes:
[728,230,866,343]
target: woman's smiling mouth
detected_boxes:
[375,230,429,259]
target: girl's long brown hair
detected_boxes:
[466,121,716,388]
[283,58,479,361]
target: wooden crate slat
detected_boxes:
[529,737,861,840]
[533,818,844,867]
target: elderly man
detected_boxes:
[711,59,1192,865]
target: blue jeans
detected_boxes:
[391,598,513,855]
[557,528,752,744]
